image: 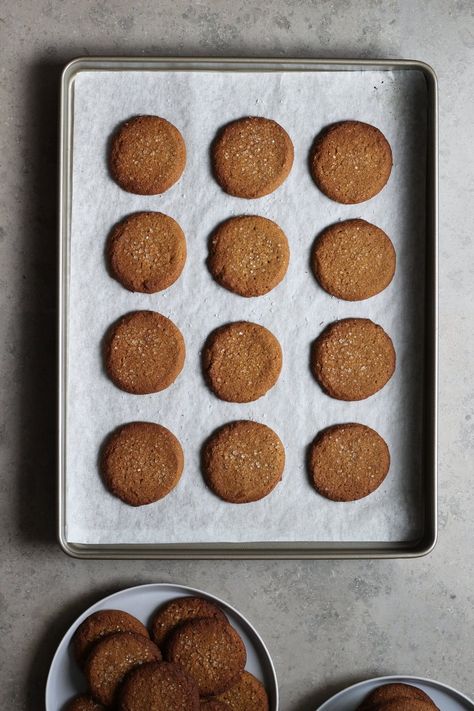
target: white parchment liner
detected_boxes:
[66,69,427,544]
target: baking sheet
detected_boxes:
[65,68,428,545]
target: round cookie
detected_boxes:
[203,421,285,504]
[311,317,395,400]
[203,321,282,403]
[309,423,390,502]
[201,702,228,710]
[311,120,392,204]
[73,609,149,667]
[151,596,227,648]
[85,631,161,707]
[105,310,185,394]
[101,422,184,506]
[110,115,186,195]
[107,212,187,293]
[360,683,436,710]
[215,670,269,711]
[369,700,438,711]
[64,696,106,711]
[212,116,294,198]
[312,219,396,301]
[118,661,200,711]
[208,215,289,297]
[166,618,246,697]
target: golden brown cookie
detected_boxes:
[166,619,246,697]
[110,115,186,195]
[107,212,187,293]
[208,215,289,297]
[203,321,282,403]
[369,700,438,711]
[215,670,269,711]
[312,318,395,400]
[151,596,227,648]
[105,310,185,394]
[85,632,161,707]
[312,219,396,301]
[72,609,149,668]
[200,702,228,711]
[309,423,390,502]
[202,421,285,504]
[118,661,200,711]
[359,683,436,710]
[212,117,294,198]
[101,422,184,506]
[311,120,392,204]
[64,695,106,711]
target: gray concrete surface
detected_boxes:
[0,1,473,708]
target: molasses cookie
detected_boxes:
[312,219,396,300]
[359,683,436,710]
[203,321,282,403]
[208,215,289,297]
[110,115,186,195]
[101,422,184,506]
[151,596,227,648]
[105,310,185,394]
[85,632,161,707]
[64,696,106,711]
[368,701,438,711]
[166,618,246,697]
[212,117,294,198]
[312,318,395,400]
[201,702,228,711]
[203,421,285,504]
[311,120,392,204]
[215,670,270,711]
[73,609,149,667]
[107,212,187,293]
[119,661,200,711]
[309,423,390,502]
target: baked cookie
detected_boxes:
[118,661,200,711]
[208,215,289,297]
[215,670,269,711]
[212,117,294,198]
[311,318,395,400]
[309,423,390,502]
[203,321,282,403]
[166,618,246,697]
[311,120,392,204]
[73,609,149,667]
[312,219,396,301]
[64,695,106,711]
[367,700,437,711]
[101,422,184,506]
[200,702,228,710]
[110,115,186,195]
[105,310,185,394]
[151,596,227,648]
[202,421,285,504]
[85,632,161,707]
[359,683,436,710]
[107,212,187,293]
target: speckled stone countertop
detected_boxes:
[1,1,473,709]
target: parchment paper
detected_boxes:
[66,68,428,544]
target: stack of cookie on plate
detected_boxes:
[357,682,439,711]
[99,111,397,511]
[64,595,269,711]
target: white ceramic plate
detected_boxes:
[316,675,474,711]
[45,582,278,710]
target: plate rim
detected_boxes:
[316,674,474,711]
[45,581,279,710]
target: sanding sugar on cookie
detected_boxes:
[212,116,294,198]
[110,115,186,195]
[311,120,392,204]
[309,423,390,502]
